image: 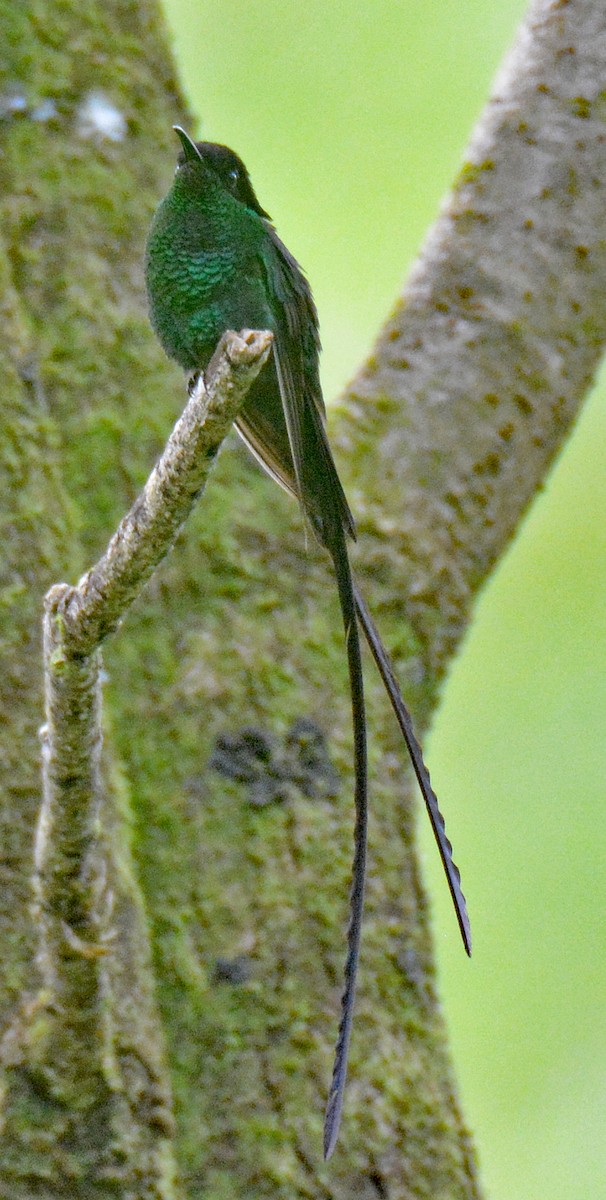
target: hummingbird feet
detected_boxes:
[187,369,205,396]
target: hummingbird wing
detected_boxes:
[236,224,356,539]
[234,219,471,1156]
[236,223,368,1159]
[257,228,470,944]
[236,226,470,953]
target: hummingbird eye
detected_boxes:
[228,168,239,186]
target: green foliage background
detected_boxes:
[161,3,606,1197]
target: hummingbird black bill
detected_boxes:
[173,124,204,166]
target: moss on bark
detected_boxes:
[6,0,603,1196]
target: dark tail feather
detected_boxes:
[352,581,471,957]
[322,524,368,1160]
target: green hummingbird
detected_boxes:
[145,127,470,1159]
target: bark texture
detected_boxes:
[0,1,604,1198]
[336,0,606,674]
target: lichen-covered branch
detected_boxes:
[59,331,272,655]
[35,326,270,999]
[0,330,269,1199]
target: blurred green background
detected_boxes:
[161,2,606,1196]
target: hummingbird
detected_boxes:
[145,127,471,1159]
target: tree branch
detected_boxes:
[36,327,270,1014]
[56,330,272,655]
[1,330,269,1198]
[335,0,606,670]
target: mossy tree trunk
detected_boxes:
[1,1,605,1197]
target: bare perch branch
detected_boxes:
[61,329,272,655]
[31,328,271,1097]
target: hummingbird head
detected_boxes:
[173,126,271,219]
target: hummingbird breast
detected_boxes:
[145,192,272,372]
